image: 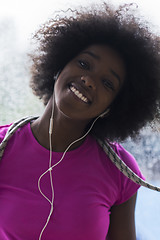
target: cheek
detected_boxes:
[96,89,120,114]
[53,80,79,118]
[99,90,115,106]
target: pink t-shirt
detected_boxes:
[0,123,143,240]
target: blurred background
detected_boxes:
[0,0,160,239]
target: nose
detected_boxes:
[81,76,96,90]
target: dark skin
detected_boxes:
[107,193,137,240]
[31,44,137,239]
[31,44,125,151]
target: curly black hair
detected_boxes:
[29,3,160,142]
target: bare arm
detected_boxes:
[107,192,137,240]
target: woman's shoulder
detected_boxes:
[0,124,12,144]
[106,140,145,204]
[107,141,141,173]
[96,138,144,183]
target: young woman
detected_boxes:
[0,3,160,240]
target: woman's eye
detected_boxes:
[103,79,115,91]
[78,60,90,70]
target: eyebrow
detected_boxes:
[81,51,100,60]
[81,50,121,84]
[110,69,121,85]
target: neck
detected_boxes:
[31,100,92,152]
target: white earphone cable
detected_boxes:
[38,112,102,239]
[38,95,55,240]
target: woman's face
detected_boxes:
[54,44,126,120]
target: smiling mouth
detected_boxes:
[69,85,89,103]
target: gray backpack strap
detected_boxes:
[0,117,159,192]
[0,116,38,161]
[97,138,160,192]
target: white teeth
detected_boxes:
[70,86,88,103]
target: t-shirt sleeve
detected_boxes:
[111,142,145,205]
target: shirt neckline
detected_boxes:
[27,122,92,156]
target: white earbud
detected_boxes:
[53,71,61,82]
[100,108,110,118]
